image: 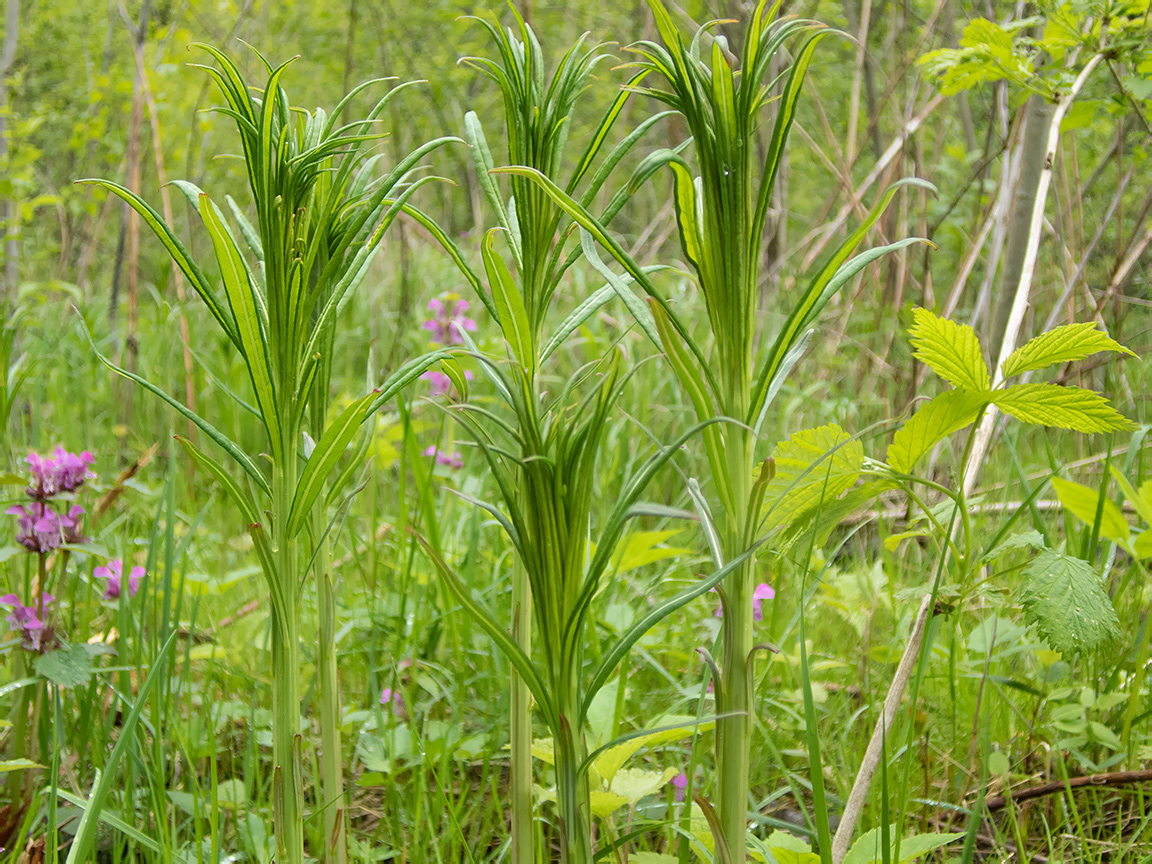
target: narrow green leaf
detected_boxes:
[66,630,180,864]
[579,230,662,351]
[888,389,988,474]
[413,533,554,727]
[200,193,281,459]
[992,383,1134,433]
[174,435,262,525]
[287,392,375,539]
[1051,477,1129,544]
[482,229,534,372]
[1002,322,1134,378]
[81,321,271,497]
[75,179,238,348]
[464,111,521,269]
[1108,465,1152,527]
[908,307,991,392]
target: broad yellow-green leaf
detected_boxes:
[843,826,966,864]
[631,854,679,864]
[1001,322,1134,378]
[610,530,689,573]
[0,759,42,772]
[1108,465,1152,526]
[1134,529,1152,559]
[610,767,678,803]
[763,424,863,531]
[908,307,991,391]
[482,229,533,372]
[888,389,987,474]
[592,716,714,783]
[993,383,1133,433]
[1051,477,1129,544]
[530,738,555,765]
[590,789,631,818]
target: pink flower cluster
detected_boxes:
[6,502,85,553]
[25,447,94,500]
[95,559,144,601]
[422,445,463,470]
[0,593,53,651]
[422,296,477,345]
[420,369,474,398]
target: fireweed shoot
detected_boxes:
[80,48,461,864]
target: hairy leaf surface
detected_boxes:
[1002,322,1133,378]
[993,383,1133,433]
[1021,550,1119,657]
[908,307,991,391]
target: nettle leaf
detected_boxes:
[888,389,987,474]
[1051,477,1129,545]
[1001,322,1134,378]
[908,307,991,392]
[35,644,94,689]
[993,383,1133,433]
[1021,550,1120,657]
[763,424,863,531]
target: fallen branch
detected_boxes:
[984,770,1152,810]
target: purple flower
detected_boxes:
[422,445,464,470]
[420,369,474,398]
[670,772,688,802]
[1,593,53,651]
[7,502,65,553]
[380,687,404,714]
[61,505,87,545]
[714,582,776,621]
[422,296,477,345]
[94,559,144,600]
[25,447,95,500]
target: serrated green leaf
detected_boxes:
[763,424,863,530]
[1021,550,1120,657]
[908,307,991,391]
[35,644,94,689]
[993,383,1134,433]
[888,389,987,474]
[1051,477,1129,544]
[1002,322,1134,378]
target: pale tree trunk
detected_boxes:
[986,94,1052,363]
[1,0,19,302]
[962,55,1103,498]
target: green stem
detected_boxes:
[555,685,593,864]
[316,547,348,864]
[273,453,305,864]
[510,556,534,863]
[1121,558,1152,753]
[717,425,755,863]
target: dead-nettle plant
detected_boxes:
[415,12,725,863]
[757,307,1135,862]
[495,1,929,859]
[80,47,459,864]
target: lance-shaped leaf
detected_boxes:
[992,383,1134,433]
[413,533,555,727]
[200,193,281,459]
[1021,550,1120,657]
[887,389,988,474]
[1050,477,1129,545]
[75,179,238,349]
[579,230,662,351]
[286,391,376,539]
[908,306,991,392]
[174,435,262,525]
[81,320,271,497]
[1109,465,1152,527]
[465,111,520,269]
[1002,322,1134,378]
[761,424,863,531]
[482,229,534,372]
